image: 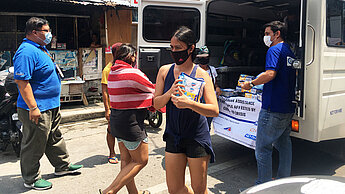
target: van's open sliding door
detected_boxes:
[205,0,307,118]
[295,0,307,119]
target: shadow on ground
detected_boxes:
[207,134,256,194]
[0,171,83,194]
[0,154,110,194]
[144,123,163,134]
[290,137,345,176]
[0,147,20,165]
[207,136,345,194]
[75,154,120,168]
[0,173,29,194]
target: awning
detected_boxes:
[53,0,136,7]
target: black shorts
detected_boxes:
[165,136,209,158]
[110,108,147,141]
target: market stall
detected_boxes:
[0,2,109,105]
[51,48,102,105]
[0,0,137,106]
[80,47,102,103]
[50,50,84,104]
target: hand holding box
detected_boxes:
[177,72,205,102]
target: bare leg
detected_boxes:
[103,141,148,194]
[165,152,193,194]
[118,142,137,193]
[188,155,210,194]
[106,123,116,158]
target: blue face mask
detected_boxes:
[36,31,52,45]
[43,32,52,45]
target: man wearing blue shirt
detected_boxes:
[14,17,82,190]
[242,21,296,184]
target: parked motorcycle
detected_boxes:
[146,106,165,128]
[0,71,22,157]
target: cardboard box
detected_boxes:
[69,83,83,95]
[178,72,205,102]
[61,84,69,96]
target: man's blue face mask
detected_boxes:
[43,32,53,45]
[36,30,52,45]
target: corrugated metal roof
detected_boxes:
[53,0,132,7]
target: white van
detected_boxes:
[138,0,345,144]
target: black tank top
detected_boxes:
[163,64,215,162]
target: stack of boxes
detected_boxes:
[219,74,263,101]
[220,88,238,97]
[235,74,262,101]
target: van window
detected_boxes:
[143,6,200,42]
[207,14,243,46]
[326,0,345,47]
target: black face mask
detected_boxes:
[170,48,191,65]
[195,57,209,65]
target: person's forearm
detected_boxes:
[15,80,37,109]
[153,92,171,110]
[103,92,110,111]
[252,70,276,86]
[102,84,110,111]
[189,101,219,117]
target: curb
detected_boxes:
[60,103,105,124]
[61,110,105,124]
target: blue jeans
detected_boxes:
[255,108,294,184]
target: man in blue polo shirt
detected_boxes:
[13,17,82,190]
[242,21,296,184]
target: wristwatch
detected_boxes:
[29,106,38,111]
[249,81,255,88]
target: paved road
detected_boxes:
[1,116,345,194]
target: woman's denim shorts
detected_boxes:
[117,137,148,151]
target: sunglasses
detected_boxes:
[35,29,50,32]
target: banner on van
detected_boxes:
[213,96,261,149]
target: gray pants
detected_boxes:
[18,107,70,184]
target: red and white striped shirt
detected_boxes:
[107,60,155,110]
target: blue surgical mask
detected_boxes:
[36,32,52,45]
[43,32,52,45]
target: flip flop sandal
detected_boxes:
[108,156,119,164]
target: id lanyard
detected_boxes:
[39,47,64,79]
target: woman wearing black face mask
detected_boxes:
[153,26,219,194]
[195,46,221,97]
[195,46,222,130]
